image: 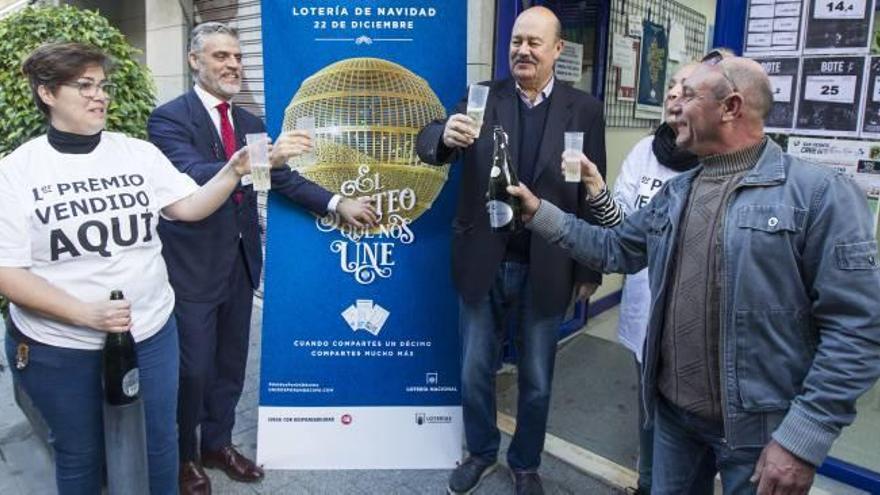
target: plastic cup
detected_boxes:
[245,132,271,192]
[466,84,489,138]
[296,116,318,167]
[563,132,584,183]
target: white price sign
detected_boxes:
[749,18,774,32]
[804,75,857,103]
[813,0,866,19]
[775,2,802,16]
[772,31,800,45]
[751,4,776,17]
[769,75,794,102]
[773,17,801,30]
[628,15,643,36]
[748,33,773,46]
[873,76,880,102]
[556,40,583,82]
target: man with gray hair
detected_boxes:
[509,54,880,494]
[148,21,376,494]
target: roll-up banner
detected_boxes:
[258,1,465,469]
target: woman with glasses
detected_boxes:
[0,42,264,494]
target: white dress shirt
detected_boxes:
[192,84,341,212]
[515,76,555,108]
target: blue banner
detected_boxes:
[258,1,466,468]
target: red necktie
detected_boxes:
[216,102,236,158]
[216,102,243,204]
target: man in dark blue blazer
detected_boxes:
[148,22,375,495]
[416,7,605,495]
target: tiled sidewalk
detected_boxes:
[0,305,865,494]
[0,307,621,494]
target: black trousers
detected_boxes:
[175,246,254,462]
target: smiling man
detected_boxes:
[416,6,606,495]
[147,22,376,495]
[510,55,880,495]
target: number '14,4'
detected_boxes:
[825,1,855,12]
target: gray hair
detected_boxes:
[189,22,239,54]
[720,58,774,119]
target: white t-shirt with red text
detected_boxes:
[0,132,198,349]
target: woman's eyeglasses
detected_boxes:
[62,80,117,99]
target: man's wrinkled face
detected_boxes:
[509,12,562,89]
[667,65,729,155]
[189,33,242,100]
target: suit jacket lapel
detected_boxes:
[186,90,227,161]
[532,83,574,185]
[231,105,248,151]
[492,79,520,174]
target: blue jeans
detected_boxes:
[459,261,564,471]
[652,398,761,495]
[5,318,179,495]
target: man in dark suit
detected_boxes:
[148,22,375,495]
[416,7,605,495]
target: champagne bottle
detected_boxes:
[102,290,139,405]
[486,125,523,232]
[102,290,149,495]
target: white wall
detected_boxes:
[147,0,191,105]
[468,0,495,84]
[0,0,27,18]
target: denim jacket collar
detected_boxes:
[740,140,786,186]
[667,139,786,194]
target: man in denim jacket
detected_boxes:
[511,56,880,494]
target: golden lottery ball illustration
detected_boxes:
[283,57,449,228]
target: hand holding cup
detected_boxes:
[560,151,606,198]
[442,114,479,149]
